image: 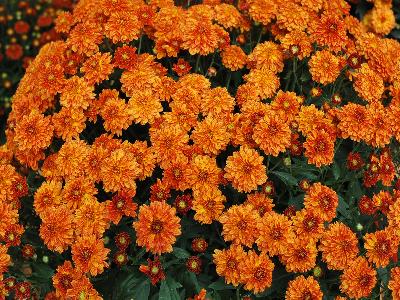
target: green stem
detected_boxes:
[138,34,143,54]
[195,54,201,73]
[226,72,232,89]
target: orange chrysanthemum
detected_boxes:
[39,206,74,253]
[133,201,181,254]
[161,153,191,191]
[213,244,247,286]
[100,96,133,136]
[285,276,323,300]
[240,250,274,294]
[52,261,81,298]
[304,183,338,222]
[65,274,103,300]
[192,187,226,224]
[224,146,267,193]
[219,204,259,247]
[281,238,317,273]
[353,63,384,103]
[364,229,398,267]
[191,115,231,155]
[0,245,10,274]
[337,103,373,142]
[243,69,280,99]
[253,114,291,156]
[221,45,247,71]
[256,212,295,256]
[104,12,141,44]
[292,209,324,240]
[304,130,335,167]
[247,42,284,73]
[128,90,163,125]
[319,222,359,270]
[187,155,222,193]
[105,191,138,225]
[245,192,274,217]
[80,52,114,85]
[340,256,376,299]
[71,235,110,276]
[308,50,342,85]
[389,267,400,300]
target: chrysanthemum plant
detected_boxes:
[1,0,400,299]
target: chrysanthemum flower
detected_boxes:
[187,155,222,193]
[248,0,276,26]
[100,96,133,136]
[173,58,192,76]
[161,153,191,191]
[0,245,10,274]
[221,45,247,71]
[337,103,373,142]
[14,110,53,152]
[271,90,300,123]
[52,261,81,298]
[65,274,103,300]
[113,45,138,70]
[71,235,110,276]
[247,42,284,73]
[133,201,181,254]
[365,102,394,148]
[308,50,342,85]
[304,183,338,222]
[60,76,95,110]
[181,18,224,55]
[285,275,323,300]
[353,63,384,103]
[279,30,313,60]
[39,206,74,253]
[202,87,235,117]
[281,237,317,273]
[340,256,376,299]
[191,115,231,155]
[389,267,400,300]
[224,146,267,193]
[364,229,398,267]
[219,204,259,247]
[52,107,87,140]
[104,11,141,44]
[67,22,103,55]
[245,193,274,217]
[139,256,166,285]
[100,148,139,193]
[292,209,324,241]
[309,13,348,53]
[253,114,291,156]
[128,90,163,125]
[304,130,335,167]
[80,52,114,85]
[256,212,295,256]
[240,250,274,294]
[192,187,226,224]
[74,196,109,238]
[243,69,280,99]
[362,4,396,35]
[213,244,246,286]
[319,222,359,270]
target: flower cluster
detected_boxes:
[0,0,74,119]
[1,0,400,299]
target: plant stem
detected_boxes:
[226,72,232,89]
[195,54,201,73]
[138,34,143,54]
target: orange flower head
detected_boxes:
[389,267,400,300]
[192,187,226,224]
[133,201,181,254]
[292,209,324,241]
[224,146,267,193]
[304,130,335,167]
[309,50,342,85]
[219,204,259,247]
[256,212,295,256]
[80,52,114,85]
[0,245,11,274]
[52,261,81,298]
[364,229,398,268]
[221,45,247,71]
[213,244,247,286]
[71,235,110,276]
[304,183,338,222]
[281,237,318,273]
[106,191,138,225]
[39,206,74,253]
[285,275,323,300]
[319,222,359,270]
[240,250,274,294]
[245,192,274,217]
[340,256,376,299]
[247,41,284,73]
[253,114,292,156]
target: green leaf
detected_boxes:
[337,195,351,219]
[159,277,182,300]
[173,247,190,259]
[270,171,298,186]
[208,278,236,291]
[188,272,201,293]
[332,162,341,180]
[113,272,150,300]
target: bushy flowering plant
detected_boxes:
[0,0,74,142]
[1,0,400,299]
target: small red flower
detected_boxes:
[174,194,193,215]
[139,257,166,285]
[114,232,131,251]
[114,251,128,267]
[186,256,202,274]
[6,44,23,61]
[21,244,35,259]
[191,238,208,253]
[358,196,376,215]
[347,152,364,171]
